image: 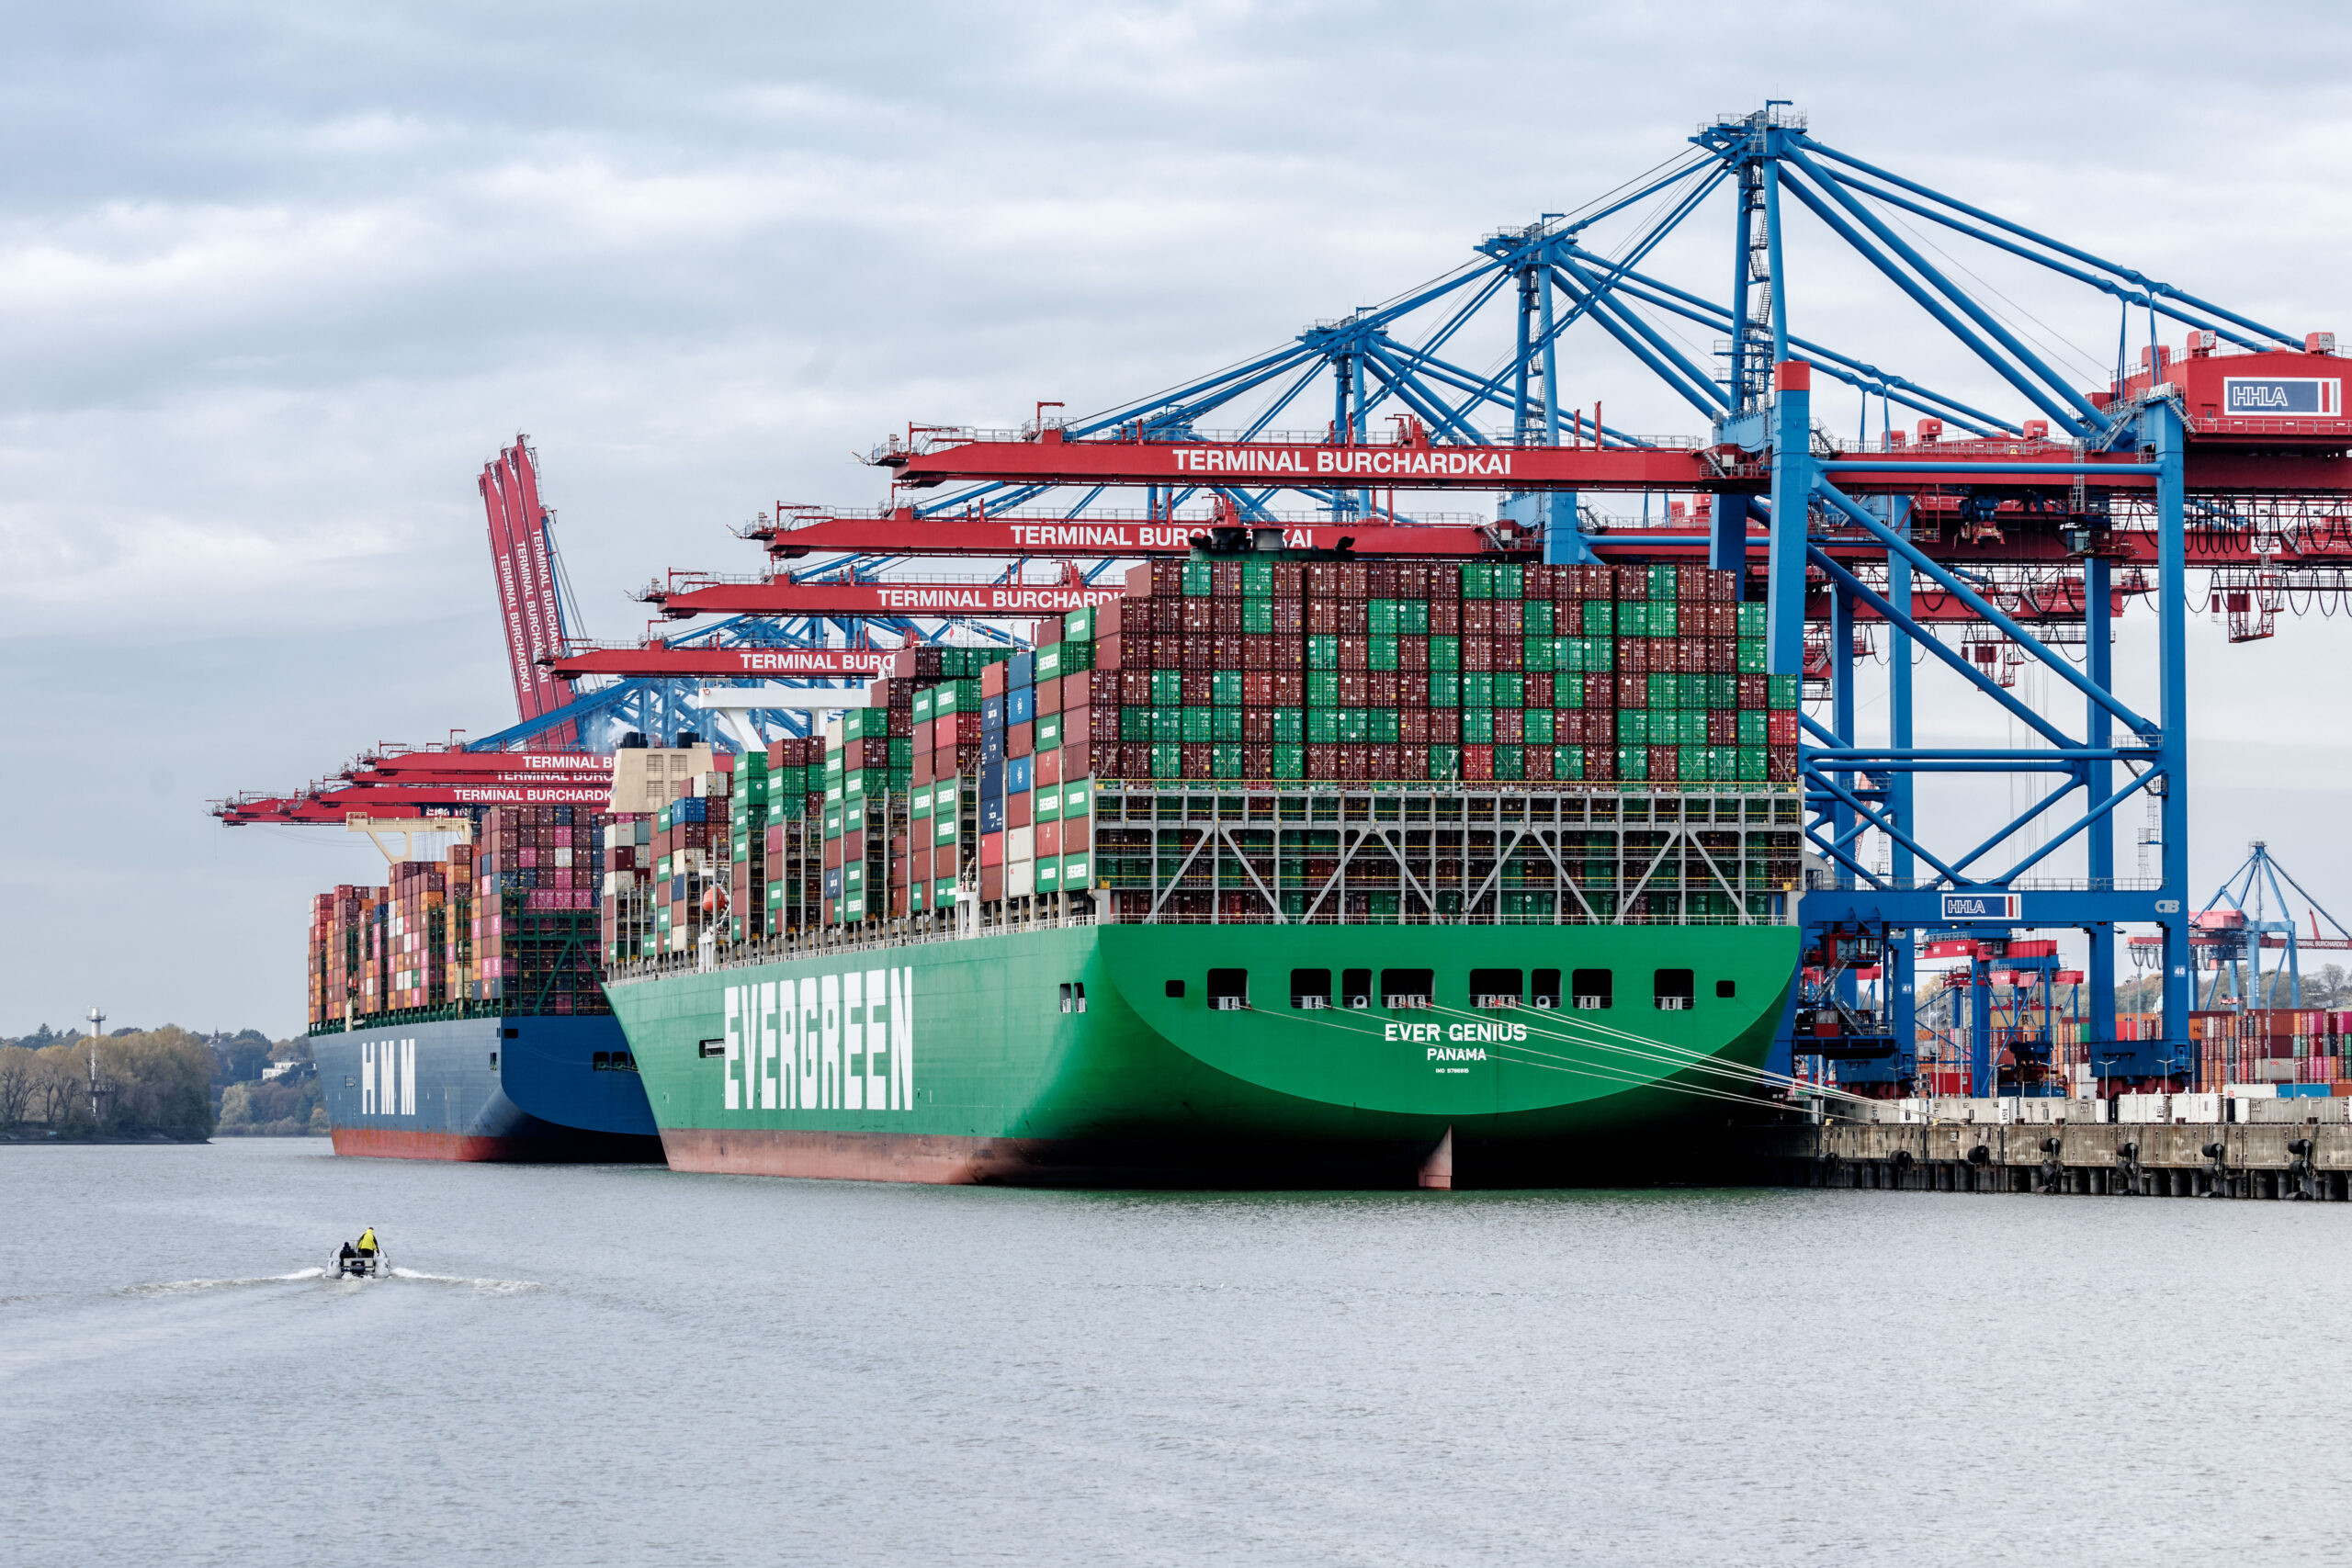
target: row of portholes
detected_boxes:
[1165,968,1736,1011]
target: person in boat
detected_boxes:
[356,1226,379,1258]
[338,1241,358,1264]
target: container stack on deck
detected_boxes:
[883,556,1806,927]
[307,804,606,1032]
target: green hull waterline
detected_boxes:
[607,922,1799,1186]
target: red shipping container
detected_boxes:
[1397,637,1429,671]
[1212,597,1243,634]
[1400,708,1430,744]
[1242,708,1274,742]
[1214,634,1248,669]
[1738,674,1768,709]
[1337,671,1369,707]
[1368,744,1401,781]
[1306,743,1341,779]
[1767,744,1798,781]
[1035,678,1062,716]
[1093,633,1124,671]
[1648,746,1680,781]
[1493,708,1523,744]
[912,750,934,786]
[1182,599,1215,634]
[1007,722,1034,760]
[1462,745,1495,781]
[1707,711,1739,746]
[1182,669,1212,705]
[1272,671,1306,706]
[1430,600,1461,636]
[1307,601,1340,634]
[1430,708,1461,745]
[980,864,1004,902]
[1095,599,1125,637]
[1615,672,1645,708]
[1339,635,1369,670]
[1182,742,1212,775]
[1035,749,1062,787]
[1037,820,1062,857]
[980,831,1005,867]
[1271,637,1303,671]
[1062,740,1091,779]
[1587,710,1615,746]
[981,661,1009,698]
[1007,791,1032,829]
[1524,746,1556,782]
[1120,669,1155,705]
[1243,743,1272,776]
[1367,671,1399,706]
[1523,671,1553,707]
[1242,671,1276,705]
[1768,711,1799,745]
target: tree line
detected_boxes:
[0,1025,325,1141]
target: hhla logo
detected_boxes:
[360,1038,416,1115]
[722,969,914,1112]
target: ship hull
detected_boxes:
[609,922,1799,1187]
[313,1014,665,1162]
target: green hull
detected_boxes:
[607,921,1798,1187]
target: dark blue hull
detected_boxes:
[313,1015,664,1162]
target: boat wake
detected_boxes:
[123,1269,327,1296]
[386,1267,539,1294]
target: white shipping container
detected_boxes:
[1006,861,1035,898]
[2114,1093,2168,1124]
[2171,1092,2222,1122]
[1009,825,1035,862]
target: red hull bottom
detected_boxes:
[331,1126,664,1163]
[660,1127,1039,1183]
[656,1127,1445,1188]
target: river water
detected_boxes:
[6,1138,2348,1566]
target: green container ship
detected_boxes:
[605,781,1804,1188]
[601,558,1807,1187]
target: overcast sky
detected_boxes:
[8,0,2352,1036]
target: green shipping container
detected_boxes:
[1151,670,1183,705]
[1738,710,1767,747]
[1211,744,1245,779]
[1737,602,1767,637]
[1428,745,1461,780]
[1271,744,1306,780]
[1429,636,1461,671]
[1240,560,1274,597]
[1618,708,1649,746]
[1768,674,1800,709]
[1429,671,1460,707]
[1064,605,1096,639]
[1554,746,1586,781]
[1212,707,1244,743]
[1150,743,1184,779]
[1521,600,1554,637]
[1271,707,1305,744]
[1524,709,1555,746]
[1369,635,1399,671]
[1182,706,1213,743]
[1212,670,1245,705]
[1243,600,1274,634]
[1306,635,1339,671]
[1182,560,1213,596]
[1463,671,1494,707]
[1368,707,1399,743]
[1306,672,1340,707]
[1738,638,1767,674]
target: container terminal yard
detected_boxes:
[216,107,2352,1193]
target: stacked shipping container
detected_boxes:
[306,804,606,1031]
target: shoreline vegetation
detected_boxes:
[0,1025,323,1142]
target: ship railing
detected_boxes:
[606,907,1104,982]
